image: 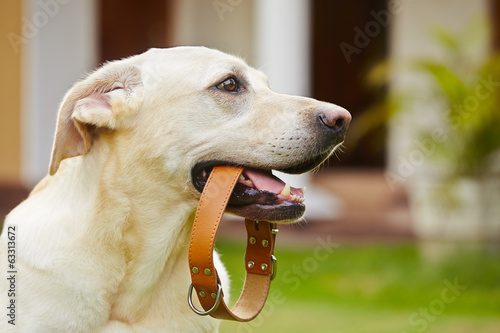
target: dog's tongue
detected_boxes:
[244,169,304,198]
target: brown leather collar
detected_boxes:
[188,166,278,321]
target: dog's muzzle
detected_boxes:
[191,104,351,223]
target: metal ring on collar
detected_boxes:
[187,283,222,316]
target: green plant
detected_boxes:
[350,20,500,179]
[417,32,500,177]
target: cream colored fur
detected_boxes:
[0,47,348,332]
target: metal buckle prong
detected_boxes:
[271,255,278,281]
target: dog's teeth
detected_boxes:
[246,180,253,186]
[239,174,246,181]
[302,186,306,195]
[280,183,291,197]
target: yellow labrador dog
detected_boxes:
[0,47,350,332]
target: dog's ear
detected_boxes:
[49,64,143,175]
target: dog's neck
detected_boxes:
[46,143,201,325]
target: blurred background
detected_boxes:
[1,0,499,332]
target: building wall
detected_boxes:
[172,0,255,64]
[22,0,97,186]
[0,1,22,184]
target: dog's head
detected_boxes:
[49,46,350,223]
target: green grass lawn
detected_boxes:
[216,238,500,333]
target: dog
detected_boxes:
[0,46,350,332]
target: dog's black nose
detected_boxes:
[317,105,351,135]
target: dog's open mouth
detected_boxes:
[191,153,331,222]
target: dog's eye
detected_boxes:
[216,77,240,92]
